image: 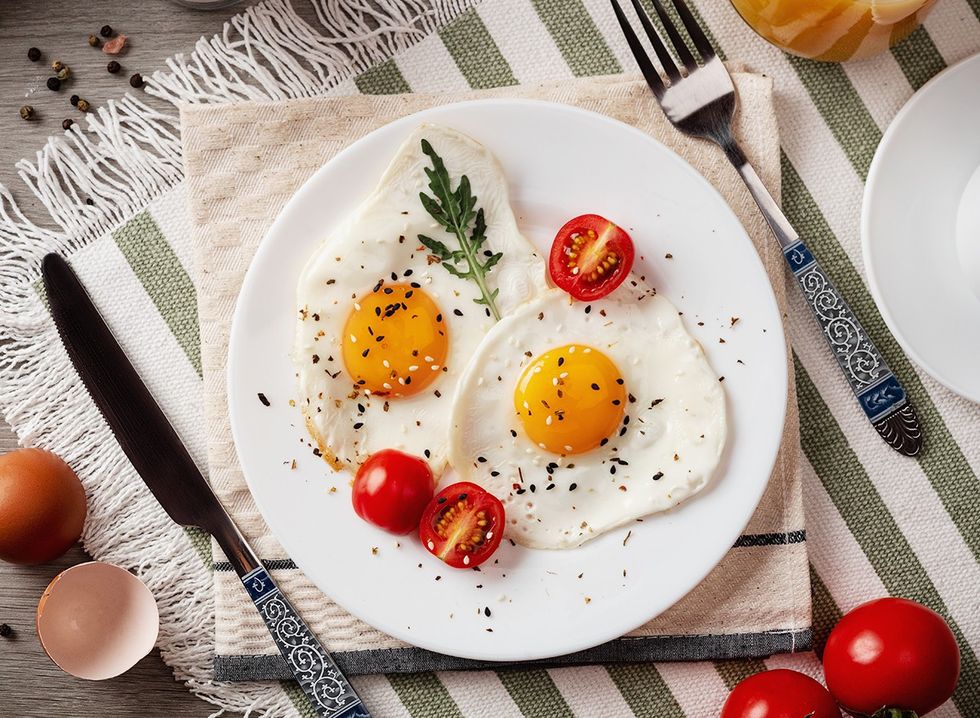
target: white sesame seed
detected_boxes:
[431,365,440,371]
[477,377,484,386]
[533,366,542,373]
[397,377,405,384]
[552,377,559,386]
[349,334,357,343]
[383,382,392,389]
[424,356,434,363]
[463,555,470,565]
[427,540,434,550]
[545,415,553,426]
[408,365,419,372]
[559,372,568,379]
[382,359,390,368]
[353,302,361,311]
[564,445,573,451]
[486,531,493,539]
[583,347,592,353]
[568,346,576,353]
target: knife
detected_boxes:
[42,253,369,718]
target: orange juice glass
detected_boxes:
[730,0,938,61]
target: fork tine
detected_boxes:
[609,0,666,97]
[648,0,698,73]
[669,0,716,60]
[629,0,682,83]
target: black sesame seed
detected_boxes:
[585,305,592,314]
[490,471,500,477]
[529,484,536,493]
[424,449,431,458]
[357,403,365,413]
[616,378,625,385]
[436,313,443,322]
[390,272,398,281]
[619,427,627,437]
[484,606,491,617]
[458,493,468,501]
[477,456,487,463]
[515,488,525,495]
[591,383,600,391]
[510,429,517,438]
[611,399,621,406]
[546,483,555,490]
[600,438,609,447]
[361,348,369,358]
[610,465,617,475]
[257,392,270,406]
[453,308,463,316]
[557,357,564,366]
[383,287,393,294]
[437,496,447,504]
[569,483,577,491]
[353,422,363,430]
[653,472,664,481]
[404,268,414,276]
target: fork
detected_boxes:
[609,0,923,456]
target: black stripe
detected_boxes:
[214,629,812,680]
[733,530,806,548]
[213,558,297,572]
[212,531,806,571]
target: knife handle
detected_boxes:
[215,519,370,718]
[728,155,922,457]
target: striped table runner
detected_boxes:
[1,0,978,715]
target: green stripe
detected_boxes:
[439,9,518,89]
[355,59,412,95]
[795,358,980,713]
[388,673,463,718]
[890,24,947,90]
[808,564,842,657]
[496,669,574,718]
[606,664,684,718]
[531,0,621,76]
[282,680,318,718]
[782,155,980,564]
[112,211,201,376]
[784,56,882,180]
[184,526,211,566]
[714,660,765,692]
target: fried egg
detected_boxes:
[448,284,727,549]
[295,124,544,472]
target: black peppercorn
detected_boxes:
[70,94,79,106]
[106,61,121,74]
[100,25,113,38]
[0,623,11,637]
[129,72,144,88]
[88,34,101,48]
[46,77,61,91]
[62,118,74,130]
[27,47,41,62]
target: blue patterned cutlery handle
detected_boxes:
[238,564,369,717]
[782,239,922,456]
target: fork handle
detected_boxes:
[727,149,923,457]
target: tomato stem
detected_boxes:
[870,708,918,718]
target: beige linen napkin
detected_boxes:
[182,74,809,677]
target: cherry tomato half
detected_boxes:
[721,669,840,718]
[351,449,434,535]
[823,598,960,716]
[419,482,504,569]
[548,214,635,301]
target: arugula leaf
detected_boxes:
[417,139,503,321]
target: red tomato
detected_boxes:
[419,482,504,569]
[548,214,635,301]
[721,669,840,718]
[823,598,960,716]
[351,449,434,534]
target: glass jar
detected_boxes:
[730,0,938,62]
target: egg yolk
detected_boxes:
[342,282,449,397]
[513,344,626,455]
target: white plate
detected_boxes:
[863,53,980,403]
[228,100,788,662]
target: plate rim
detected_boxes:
[227,97,789,661]
[862,52,980,404]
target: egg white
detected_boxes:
[448,285,727,549]
[294,124,545,472]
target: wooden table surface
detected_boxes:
[0,1,298,715]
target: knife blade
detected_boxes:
[42,253,369,718]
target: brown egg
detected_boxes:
[0,449,86,564]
